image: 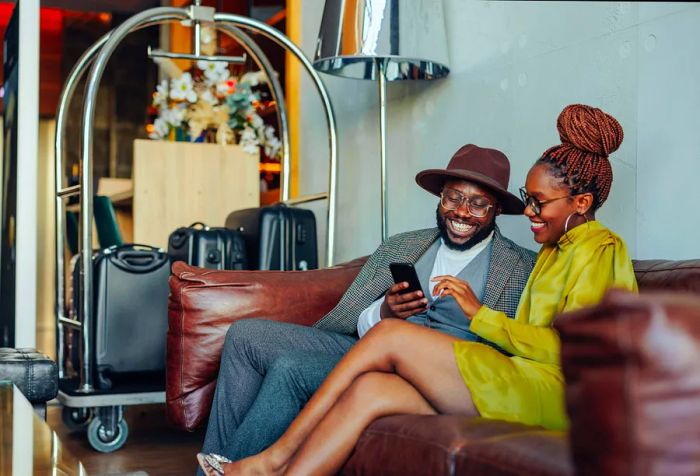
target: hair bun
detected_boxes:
[556,104,623,157]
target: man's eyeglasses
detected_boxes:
[440,189,494,218]
[519,187,570,216]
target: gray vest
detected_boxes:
[407,239,493,341]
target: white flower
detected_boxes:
[240,71,266,86]
[263,126,281,157]
[242,142,259,155]
[240,127,257,142]
[153,79,169,107]
[264,125,277,141]
[249,113,264,129]
[170,72,197,103]
[149,117,169,139]
[200,89,218,105]
[162,105,186,127]
[264,137,281,158]
[197,60,230,84]
[239,127,260,154]
[216,79,232,96]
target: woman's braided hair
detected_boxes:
[537,104,623,211]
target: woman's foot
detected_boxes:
[197,453,232,476]
[221,451,287,476]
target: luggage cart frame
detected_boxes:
[54,1,338,452]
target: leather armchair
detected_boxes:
[167,258,700,475]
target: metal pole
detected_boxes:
[214,13,339,267]
[378,59,388,242]
[55,16,177,378]
[78,7,186,391]
[55,35,105,378]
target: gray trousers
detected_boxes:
[200,319,357,466]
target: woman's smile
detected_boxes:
[529,220,546,235]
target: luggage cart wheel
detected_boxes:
[61,406,93,431]
[87,406,128,453]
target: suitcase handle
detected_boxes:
[188,222,210,230]
[105,243,162,253]
[108,244,168,274]
[169,223,211,250]
[169,230,189,249]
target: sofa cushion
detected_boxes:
[556,290,700,476]
[166,258,367,431]
[343,415,572,476]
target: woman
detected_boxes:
[199,104,638,475]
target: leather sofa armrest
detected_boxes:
[556,289,700,475]
[166,259,366,431]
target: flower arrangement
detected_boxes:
[147,59,282,159]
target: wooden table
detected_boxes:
[0,381,86,475]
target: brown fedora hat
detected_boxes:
[415,144,524,215]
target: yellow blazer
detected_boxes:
[454,220,637,430]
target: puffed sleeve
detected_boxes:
[561,237,638,312]
[470,306,561,364]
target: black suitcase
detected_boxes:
[167,222,247,270]
[72,244,170,389]
[225,204,317,271]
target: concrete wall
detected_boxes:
[295,1,700,263]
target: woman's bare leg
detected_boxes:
[222,319,477,475]
[285,370,474,476]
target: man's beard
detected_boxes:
[436,206,496,251]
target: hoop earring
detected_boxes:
[564,213,574,235]
[563,212,590,242]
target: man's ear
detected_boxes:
[575,193,594,215]
[495,204,502,216]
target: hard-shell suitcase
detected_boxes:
[72,244,170,389]
[167,222,247,270]
[225,204,317,271]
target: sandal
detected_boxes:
[197,452,232,476]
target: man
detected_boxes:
[199,144,536,468]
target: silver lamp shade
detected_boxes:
[313,0,450,242]
[313,0,450,81]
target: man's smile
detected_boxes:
[447,218,476,238]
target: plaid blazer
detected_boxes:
[314,227,537,335]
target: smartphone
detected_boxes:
[389,262,424,295]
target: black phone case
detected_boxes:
[389,263,423,294]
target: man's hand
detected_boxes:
[430,275,482,319]
[379,282,428,319]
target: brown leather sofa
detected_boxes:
[167,258,700,475]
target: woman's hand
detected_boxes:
[430,275,482,319]
[380,282,428,319]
